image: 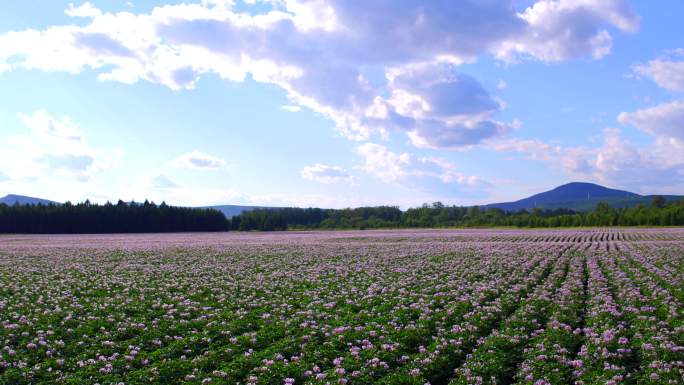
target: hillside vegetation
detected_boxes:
[232,196,684,230]
[2,196,683,233]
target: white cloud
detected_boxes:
[0,111,124,202]
[586,128,671,187]
[0,0,639,149]
[0,113,307,207]
[64,1,102,18]
[355,143,411,184]
[300,164,354,184]
[382,62,511,149]
[65,2,102,18]
[281,105,302,112]
[497,0,639,62]
[617,100,684,142]
[0,110,119,183]
[492,127,684,193]
[20,109,85,141]
[407,119,510,150]
[172,150,227,170]
[633,49,684,92]
[355,143,490,195]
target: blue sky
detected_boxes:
[1,0,683,208]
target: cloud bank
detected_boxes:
[0,110,118,183]
[355,143,490,195]
[492,123,684,193]
[300,164,354,184]
[633,49,684,92]
[0,0,639,149]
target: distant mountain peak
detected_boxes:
[535,182,640,200]
[0,194,58,206]
[485,182,672,212]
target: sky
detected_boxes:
[1,0,683,208]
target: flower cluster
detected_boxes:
[0,229,683,384]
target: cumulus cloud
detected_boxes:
[0,113,248,206]
[497,0,639,62]
[618,100,684,142]
[492,127,684,193]
[593,51,684,191]
[381,62,510,149]
[172,150,227,170]
[355,143,490,194]
[0,110,119,182]
[0,0,639,149]
[633,49,684,92]
[580,129,679,188]
[355,143,411,184]
[300,164,354,184]
[19,110,85,141]
[65,2,102,18]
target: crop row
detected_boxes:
[1,230,684,384]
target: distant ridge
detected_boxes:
[485,182,683,212]
[0,195,276,217]
[0,194,58,206]
[205,204,284,218]
[3,181,683,214]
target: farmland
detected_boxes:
[1,229,683,384]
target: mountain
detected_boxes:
[485,182,683,212]
[205,204,284,218]
[0,194,58,206]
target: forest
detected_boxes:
[1,196,684,233]
[0,200,228,233]
[231,196,684,230]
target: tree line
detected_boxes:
[0,200,228,233]
[229,206,402,231]
[231,196,684,230]
[1,196,683,233]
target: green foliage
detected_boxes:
[3,198,684,233]
[231,206,402,231]
[231,199,684,230]
[0,200,229,233]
